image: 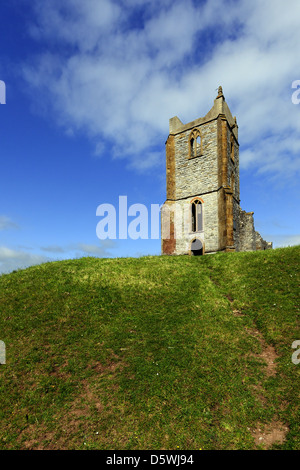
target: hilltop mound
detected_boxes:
[0,246,299,450]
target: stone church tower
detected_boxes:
[161,86,272,255]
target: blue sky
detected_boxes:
[0,0,300,273]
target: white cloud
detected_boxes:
[0,246,50,274]
[22,0,300,178]
[30,0,121,52]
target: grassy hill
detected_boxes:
[0,245,299,450]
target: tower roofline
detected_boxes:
[169,86,238,140]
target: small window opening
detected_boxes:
[196,136,201,156]
[190,138,194,158]
[192,202,196,232]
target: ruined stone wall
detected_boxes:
[238,209,256,251]
[238,209,272,252]
[233,198,241,251]
[255,232,273,251]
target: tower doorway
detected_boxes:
[191,238,203,256]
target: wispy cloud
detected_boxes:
[0,216,19,231]
[74,241,117,256]
[266,234,300,249]
[21,0,300,180]
[40,245,66,253]
[40,240,118,257]
[0,239,118,275]
[0,246,50,274]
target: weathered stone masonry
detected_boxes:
[161,86,272,255]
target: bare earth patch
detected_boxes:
[244,325,289,447]
[246,327,278,377]
[251,420,289,449]
[232,309,244,317]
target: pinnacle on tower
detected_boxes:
[217,85,224,100]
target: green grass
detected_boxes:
[0,246,299,450]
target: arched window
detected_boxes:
[191,199,203,232]
[189,129,202,159]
